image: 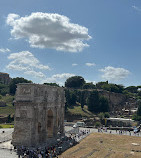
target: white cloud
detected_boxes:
[6,12,91,52]
[0,48,10,53]
[6,51,51,79]
[72,63,78,66]
[132,5,141,12]
[24,70,46,79]
[85,62,96,67]
[6,14,20,25]
[85,79,96,85]
[7,51,50,71]
[42,73,75,85]
[99,66,130,81]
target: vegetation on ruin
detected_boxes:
[9,77,32,95]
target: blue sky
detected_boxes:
[0,0,141,87]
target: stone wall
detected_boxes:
[98,90,128,111]
[12,84,65,147]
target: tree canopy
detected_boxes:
[82,82,96,89]
[87,91,100,112]
[125,86,138,93]
[87,90,109,113]
[0,83,9,95]
[10,77,32,95]
[65,76,85,88]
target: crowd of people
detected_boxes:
[73,129,91,141]
[13,129,91,158]
[97,127,141,136]
[14,136,77,158]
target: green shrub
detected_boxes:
[95,122,101,128]
[104,112,110,118]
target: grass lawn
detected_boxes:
[0,95,14,106]
[0,106,15,117]
[59,133,141,158]
[0,124,14,128]
[0,95,15,117]
[67,105,94,118]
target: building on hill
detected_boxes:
[0,72,11,84]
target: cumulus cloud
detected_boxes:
[42,73,75,85]
[6,12,91,52]
[85,62,96,67]
[0,48,10,53]
[72,63,78,66]
[6,51,50,79]
[99,66,130,81]
[24,70,46,79]
[7,51,50,71]
[85,79,96,85]
[132,5,141,12]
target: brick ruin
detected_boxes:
[12,84,65,147]
[0,72,11,85]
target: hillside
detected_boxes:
[0,95,15,124]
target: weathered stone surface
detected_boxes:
[12,84,65,147]
[0,72,11,85]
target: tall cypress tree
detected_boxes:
[87,90,99,112]
[80,91,85,109]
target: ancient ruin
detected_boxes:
[12,84,65,147]
[0,72,11,85]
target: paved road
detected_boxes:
[0,128,13,143]
[0,149,17,158]
[65,126,141,137]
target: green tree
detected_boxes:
[7,115,12,123]
[10,77,32,95]
[137,102,141,116]
[65,89,71,107]
[80,91,85,109]
[82,82,95,89]
[71,92,77,105]
[65,89,77,107]
[87,90,99,112]
[65,76,85,88]
[100,83,124,93]
[96,81,108,89]
[125,86,138,93]
[0,83,9,95]
[104,112,110,118]
[99,96,109,112]
[132,101,141,121]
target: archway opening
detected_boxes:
[38,122,41,133]
[47,109,53,138]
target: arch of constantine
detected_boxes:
[12,84,65,147]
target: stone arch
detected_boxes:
[47,109,53,138]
